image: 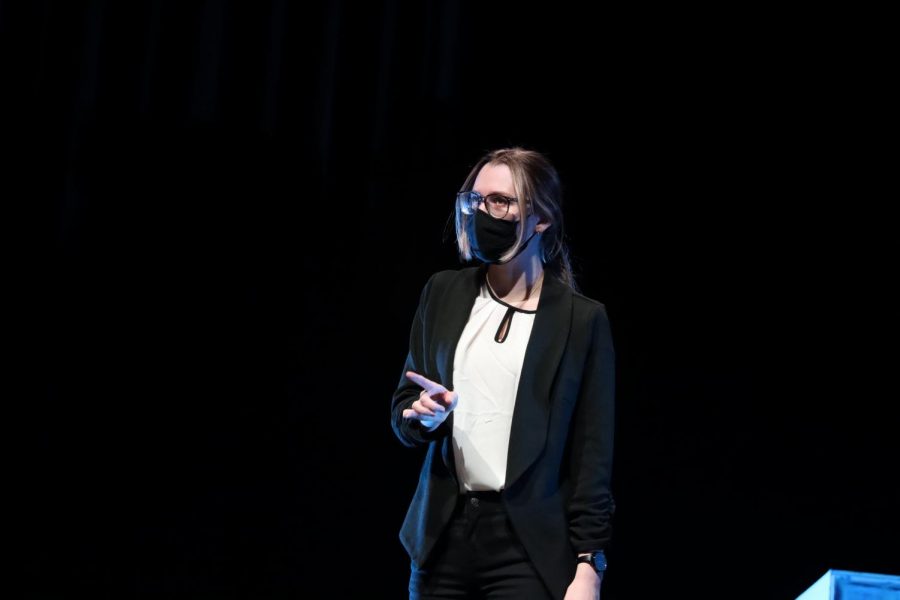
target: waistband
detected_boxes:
[459,489,504,501]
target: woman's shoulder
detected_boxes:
[415,265,482,303]
[571,290,607,310]
[568,287,610,325]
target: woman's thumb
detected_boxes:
[439,390,458,409]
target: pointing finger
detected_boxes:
[405,370,445,393]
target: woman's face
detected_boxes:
[472,163,524,222]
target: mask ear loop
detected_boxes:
[526,208,546,263]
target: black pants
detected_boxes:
[408,490,554,599]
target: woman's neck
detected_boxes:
[486,255,545,303]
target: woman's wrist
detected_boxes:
[576,553,603,585]
[575,562,602,584]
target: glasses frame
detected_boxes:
[457,190,519,219]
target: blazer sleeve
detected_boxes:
[390,272,453,448]
[567,304,617,553]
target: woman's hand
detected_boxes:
[401,371,459,429]
[564,564,602,600]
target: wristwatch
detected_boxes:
[576,550,607,573]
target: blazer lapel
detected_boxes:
[504,270,572,489]
[434,265,483,391]
[433,266,482,486]
[434,264,573,491]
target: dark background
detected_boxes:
[9,1,895,598]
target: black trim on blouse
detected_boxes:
[483,271,538,344]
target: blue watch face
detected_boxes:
[591,551,607,570]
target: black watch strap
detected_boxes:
[576,551,607,573]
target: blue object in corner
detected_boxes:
[796,569,900,600]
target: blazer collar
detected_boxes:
[435,263,574,492]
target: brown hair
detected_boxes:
[450,147,579,291]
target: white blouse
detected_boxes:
[451,277,537,493]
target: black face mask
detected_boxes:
[468,209,539,264]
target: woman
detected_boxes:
[391,147,615,599]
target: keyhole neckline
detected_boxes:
[483,275,538,314]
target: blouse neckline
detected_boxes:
[483,275,538,314]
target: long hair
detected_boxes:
[451,147,579,292]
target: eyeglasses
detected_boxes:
[457,190,519,219]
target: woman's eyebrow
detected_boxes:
[475,189,515,197]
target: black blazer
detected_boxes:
[391,263,616,599]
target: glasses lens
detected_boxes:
[457,191,479,215]
[485,195,509,218]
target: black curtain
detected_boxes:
[7,1,894,598]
